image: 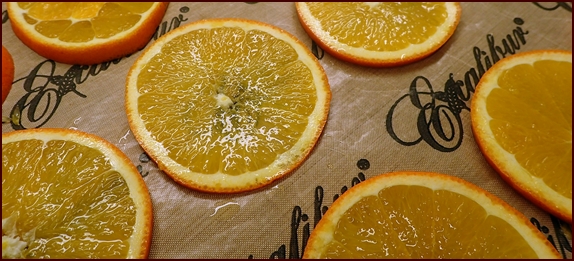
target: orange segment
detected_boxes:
[471,50,572,224]
[303,172,561,258]
[7,2,168,65]
[2,128,153,258]
[295,2,461,67]
[2,45,15,105]
[126,18,331,193]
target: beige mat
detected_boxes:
[2,2,572,259]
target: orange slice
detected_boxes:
[2,128,153,258]
[295,2,462,67]
[471,50,572,223]
[125,18,331,193]
[2,45,15,105]
[303,171,561,258]
[6,2,169,65]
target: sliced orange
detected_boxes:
[2,128,153,258]
[295,2,462,67]
[125,18,331,193]
[2,45,15,105]
[471,50,572,224]
[6,2,169,65]
[303,171,561,258]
